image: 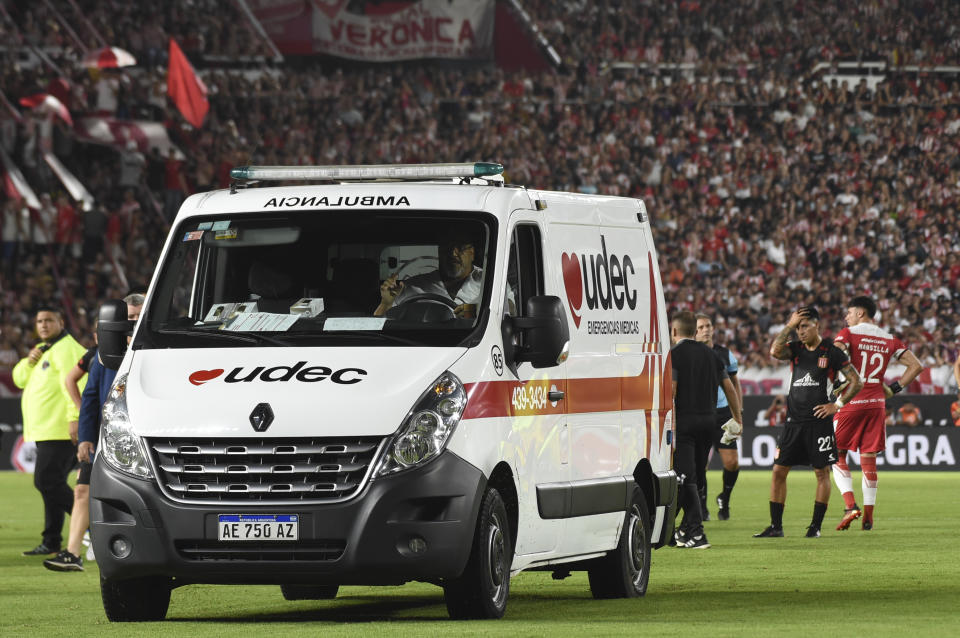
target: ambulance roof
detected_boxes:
[173,163,646,227]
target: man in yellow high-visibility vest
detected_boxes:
[13,306,87,556]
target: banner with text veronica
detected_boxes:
[310,0,494,62]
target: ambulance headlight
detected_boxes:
[100,374,153,479]
[375,372,466,476]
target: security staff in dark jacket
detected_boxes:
[670,310,742,549]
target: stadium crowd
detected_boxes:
[2,0,960,394]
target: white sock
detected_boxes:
[832,463,854,497]
[862,475,878,506]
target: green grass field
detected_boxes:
[1,470,958,637]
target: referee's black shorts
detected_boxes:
[774,420,838,469]
[712,406,737,451]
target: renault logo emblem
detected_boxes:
[249,403,274,432]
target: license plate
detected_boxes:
[218,514,299,541]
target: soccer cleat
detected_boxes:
[716,493,730,521]
[43,550,84,572]
[836,507,862,531]
[683,534,710,549]
[805,525,821,538]
[862,519,873,531]
[753,525,784,538]
[23,543,59,556]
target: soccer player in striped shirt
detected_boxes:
[832,296,923,531]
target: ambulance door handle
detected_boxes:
[548,390,565,401]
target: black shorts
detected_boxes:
[774,420,838,469]
[712,406,737,451]
[77,461,92,486]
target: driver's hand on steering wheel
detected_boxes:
[454,303,476,318]
[380,273,404,304]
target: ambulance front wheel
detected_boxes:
[280,584,339,600]
[101,574,171,621]
[442,487,512,619]
[587,487,651,599]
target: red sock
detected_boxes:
[864,505,874,522]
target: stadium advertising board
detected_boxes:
[251,0,494,61]
[1,396,956,471]
[718,395,960,471]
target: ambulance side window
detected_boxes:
[505,224,544,317]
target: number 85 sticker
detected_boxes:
[491,345,504,376]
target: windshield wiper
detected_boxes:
[156,327,290,346]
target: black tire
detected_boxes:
[101,575,172,622]
[588,488,651,599]
[443,487,512,619]
[280,584,339,600]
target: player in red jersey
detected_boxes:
[832,296,923,531]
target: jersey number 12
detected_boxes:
[858,351,885,385]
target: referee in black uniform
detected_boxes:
[695,313,743,521]
[670,310,742,549]
[755,306,862,538]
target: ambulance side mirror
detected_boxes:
[506,295,570,369]
[97,300,134,370]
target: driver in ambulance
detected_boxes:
[374,232,483,318]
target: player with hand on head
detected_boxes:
[755,306,862,539]
[831,296,923,531]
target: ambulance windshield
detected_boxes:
[136,210,496,349]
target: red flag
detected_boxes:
[167,38,208,129]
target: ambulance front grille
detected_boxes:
[148,437,386,504]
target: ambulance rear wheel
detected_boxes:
[443,487,512,619]
[280,584,339,600]
[588,488,650,599]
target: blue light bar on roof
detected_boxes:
[230,162,504,181]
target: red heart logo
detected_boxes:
[561,252,583,328]
[189,369,224,386]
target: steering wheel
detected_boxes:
[396,293,458,309]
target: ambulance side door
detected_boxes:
[504,215,568,557]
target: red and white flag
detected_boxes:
[167,38,208,129]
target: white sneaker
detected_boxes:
[82,531,96,562]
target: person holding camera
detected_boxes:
[755,306,862,539]
[766,395,787,427]
[12,306,87,556]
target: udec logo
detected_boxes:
[189,361,367,386]
[561,236,638,328]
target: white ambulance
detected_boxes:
[92,162,677,621]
